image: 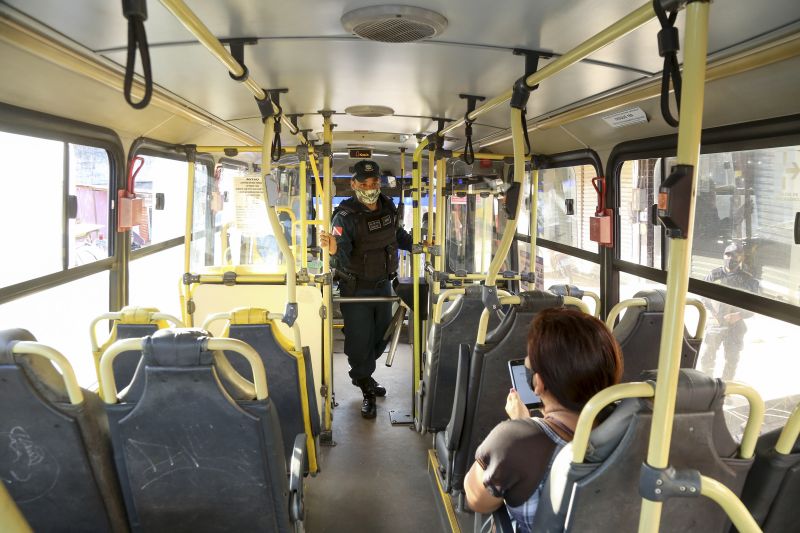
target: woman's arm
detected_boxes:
[465,461,504,514]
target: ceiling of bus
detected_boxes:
[2,0,800,155]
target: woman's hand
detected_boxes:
[505,389,530,420]
[319,230,337,254]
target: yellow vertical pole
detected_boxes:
[638,3,710,532]
[435,157,447,287]
[412,138,430,404]
[321,116,334,434]
[530,167,539,286]
[400,148,407,276]
[183,157,196,275]
[299,158,308,270]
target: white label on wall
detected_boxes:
[601,107,649,128]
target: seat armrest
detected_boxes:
[289,433,306,523]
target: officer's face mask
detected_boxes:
[724,253,741,272]
[354,186,381,205]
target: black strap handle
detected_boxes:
[654,0,682,127]
[122,0,152,110]
[459,94,485,165]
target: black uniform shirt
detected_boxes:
[329,195,413,272]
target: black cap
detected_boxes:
[724,243,743,255]
[352,160,381,181]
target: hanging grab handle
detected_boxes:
[122,0,153,109]
[592,176,607,215]
[653,0,682,127]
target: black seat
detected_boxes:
[612,289,701,382]
[102,329,304,533]
[91,307,183,391]
[0,329,128,532]
[533,369,754,532]
[739,409,800,533]
[434,290,565,495]
[210,308,320,473]
[420,286,501,432]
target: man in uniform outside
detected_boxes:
[699,243,759,381]
[319,160,413,418]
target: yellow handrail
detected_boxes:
[572,382,655,463]
[700,476,761,533]
[0,482,31,533]
[583,290,602,318]
[411,137,430,401]
[11,341,84,405]
[606,298,648,329]
[775,403,800,455]
[432,288,466,324]
[321,114,334,433]
[685,297,707,341]
[724,382,765,459]
[99,337,268,402]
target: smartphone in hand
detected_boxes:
[508,358,543,409]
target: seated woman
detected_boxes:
[464,308,623,532]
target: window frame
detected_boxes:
[0,102,125,309]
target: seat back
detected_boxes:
[612,290,700,382]
[534,370,753,533]
[0,329,128,532]
[103,329,292,533]
[739,408,800,533]
[209,308,320,473]
[437,290,564,492]
[422,289,501,432]
[91,306,183,390]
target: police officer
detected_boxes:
[319,160,413,418]
[699,243,759,381]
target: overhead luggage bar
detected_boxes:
[437,1,663,138]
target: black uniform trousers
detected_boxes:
[339,279,393,382]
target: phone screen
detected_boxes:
[508,359,542,408]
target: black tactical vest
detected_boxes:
[336,195,400,281]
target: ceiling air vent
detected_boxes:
[341,5,448,43]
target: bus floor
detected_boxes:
[304,332,449,533]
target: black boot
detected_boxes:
[361,392,377,419]
[351,376,387,397]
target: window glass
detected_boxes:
[191,166,287,272]
[129,245,184,318]
[68,144,110,266]
[131,155,188,250]
[668,146,800,308]
[538,165,598,253]
[618,159,663,268]
[446,194,509,274]
[0,271,110,387]
[539,248,600,296]
[0,132,64,286]
[617,272,799,437]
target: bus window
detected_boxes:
[537,164,599,253]
[1,131,65,285]
[1,133,110,284]
[192,166,286,272]
[129,155,188,250]
[618,159,663,269]
[539,247,600,296]
[674,146,800,308]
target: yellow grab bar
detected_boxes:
[606,298,648,330]
[700,476,761,533]
[572,382,655,463]
[11,341,84,405]
[723,382,765,459]
[775,403,800,456]
[583,290,602,318]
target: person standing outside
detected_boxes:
[700,243,759,381]
[319,160,413,418]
